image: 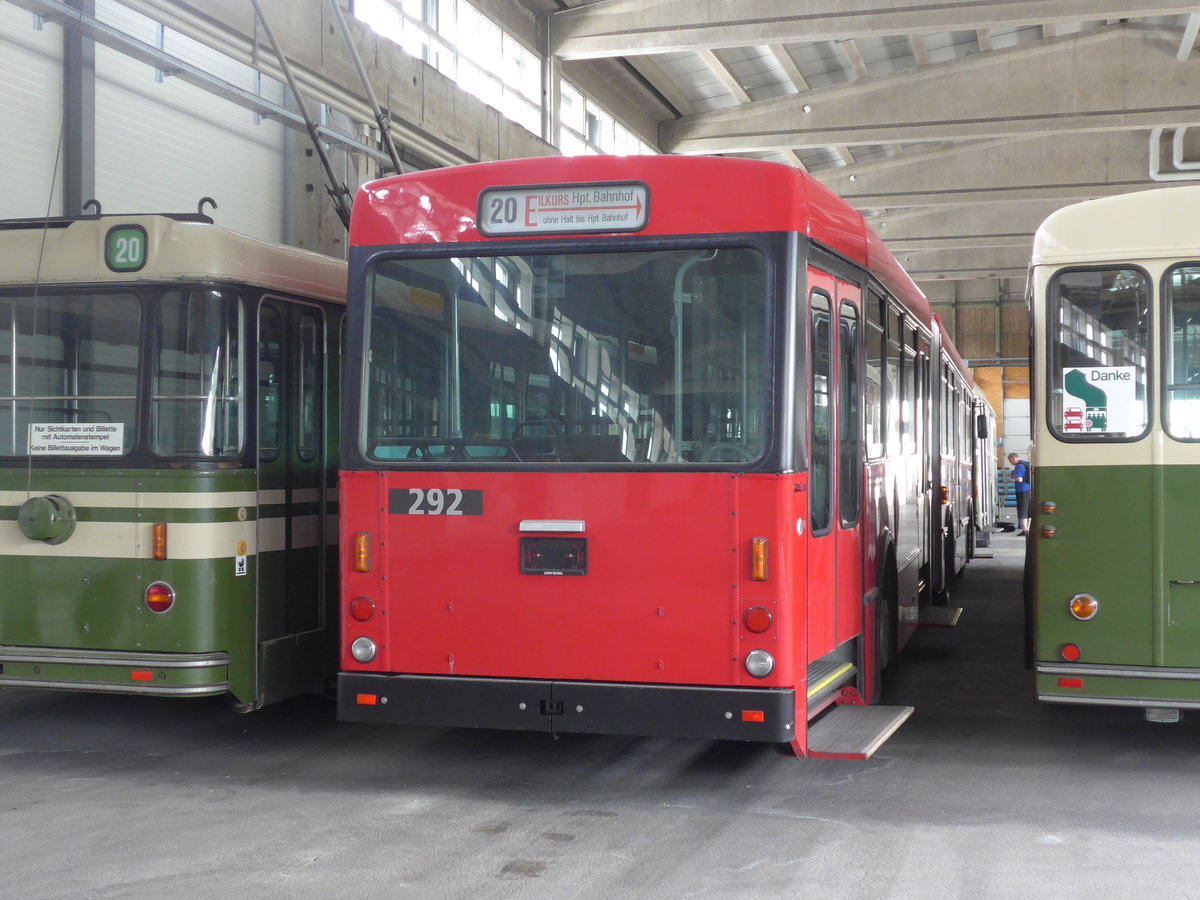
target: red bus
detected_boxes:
[337,156,982,758]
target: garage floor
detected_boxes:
[1,531,1195,898]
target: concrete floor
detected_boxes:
[2,531,1198,899]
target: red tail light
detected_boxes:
[145,581,175,614]
[744,605,773,633]
[349,596,376,622]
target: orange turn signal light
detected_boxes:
[354,532,371,573]
[750,538,768,581]
[939,485,949,505]
[152,522,167,560]
[1069,593,1099,621]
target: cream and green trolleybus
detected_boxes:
[0,209,345,709]
[1030,184,1200,721]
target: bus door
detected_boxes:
[917,335,933,602]
[256,298,328,700]
[836,288,864,647]
[807,278,837,660]
[807,274,866,659]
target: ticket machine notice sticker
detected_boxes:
[478,182,649,236]
[28,423,124,456]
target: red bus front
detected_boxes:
[338,157,917,756]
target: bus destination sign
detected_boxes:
[478,181,649,236]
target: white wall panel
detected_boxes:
[93,0,287,242]
[0,6,64,218]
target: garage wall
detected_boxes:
[0,3,65,219]
[94,1,288,241]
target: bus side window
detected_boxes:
[810,291,832,534]
[865,290,885,459]
[259,305,283,461]
[839,302,860,526]
[297,312,321,461]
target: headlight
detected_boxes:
[350,636,377,663]
[745,649,774,678]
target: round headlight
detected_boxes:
[350,636,377,663]
[745,649,774,679]
[1068,593,1099,621]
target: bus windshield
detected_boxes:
[362,247,768,464]
[0,291,140,457]
[0,288,243,459]
[1047,267,1150,440]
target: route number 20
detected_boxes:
[488,196,519,225]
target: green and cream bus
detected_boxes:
[1030,184,1200,721]
[0,211,344,709]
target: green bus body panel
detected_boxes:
[0,469,258,702]
[1036,463,1200,704]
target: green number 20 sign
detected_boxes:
[105,225,148,272]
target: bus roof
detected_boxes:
[350,155,930,327]
[1032,185,1200,267]
[0,215,346,304]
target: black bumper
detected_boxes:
[338,672,797,743]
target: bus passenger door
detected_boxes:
[256,299,328,704]
[836,288,864,647]
[806,274,837,660]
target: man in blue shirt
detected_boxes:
[1008,452,1031,536]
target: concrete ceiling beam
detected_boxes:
[816,133,1157,208]
[548,0,1198,59]
[661,25,1200,153]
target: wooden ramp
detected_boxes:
[807,704,914,759]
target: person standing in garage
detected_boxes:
[1008,451,1032,536]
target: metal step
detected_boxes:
[806,657,854,715]
[919,605,963,628]
[807,704,914,759]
